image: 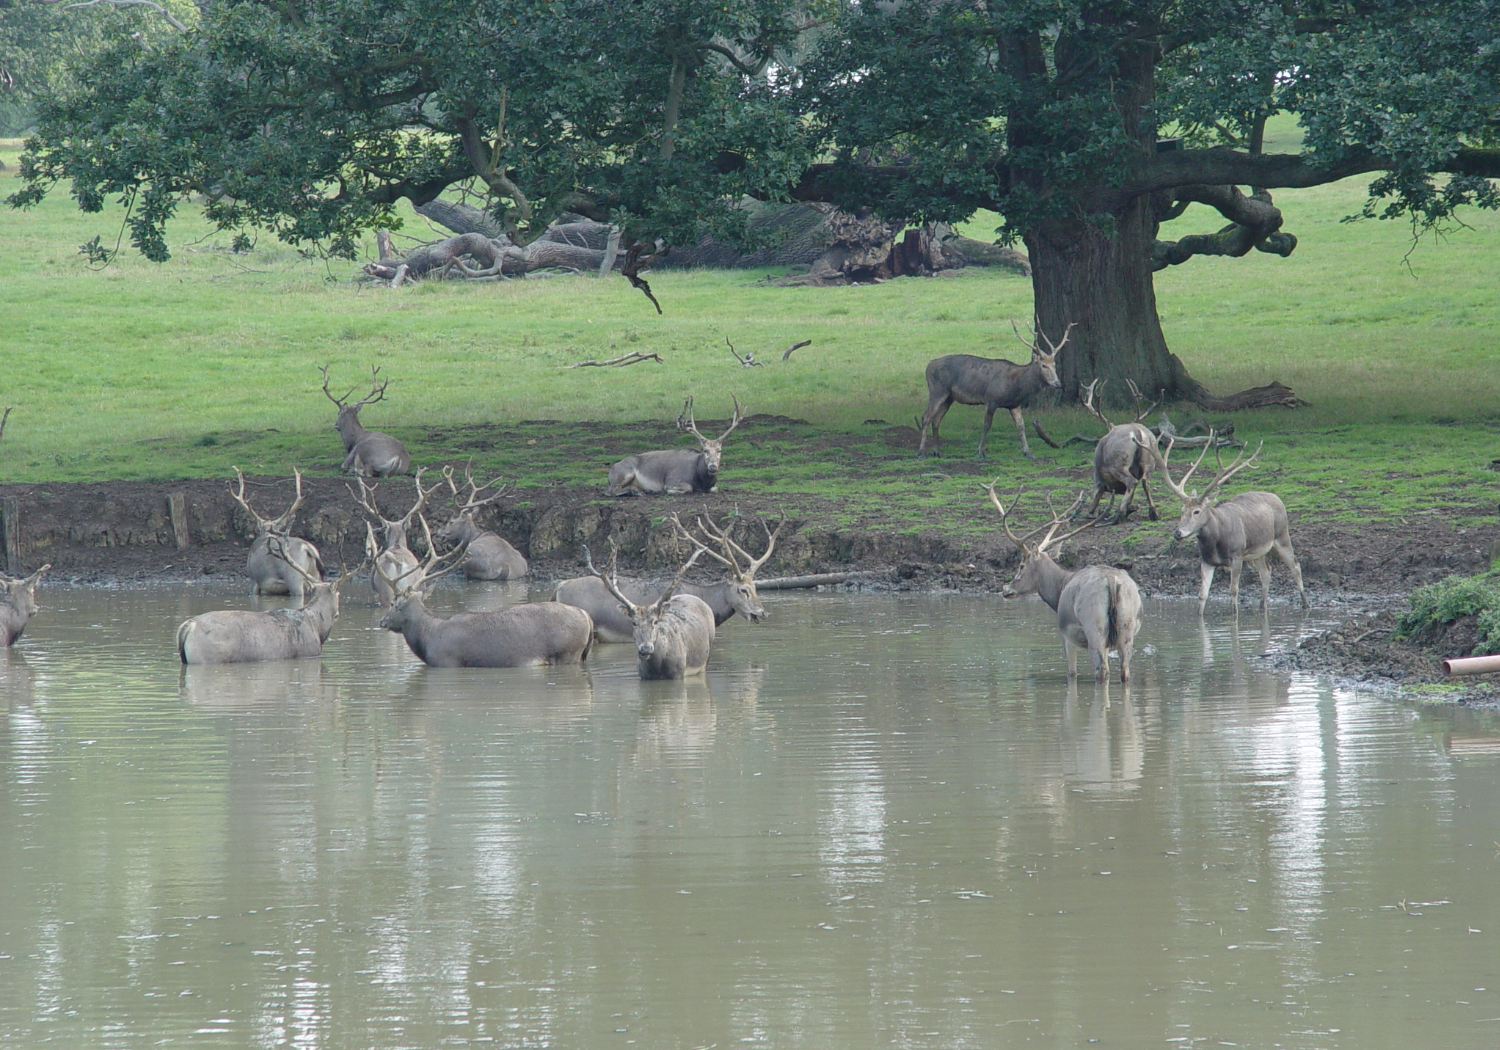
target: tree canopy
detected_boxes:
[10,0,1500,402]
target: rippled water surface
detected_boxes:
[3,582,1500,1049]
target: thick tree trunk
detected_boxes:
[1026,195,1302,410]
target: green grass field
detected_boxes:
[3,131,1499,534]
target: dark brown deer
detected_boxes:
[230,468,325,598]
[178,552,356,664]
[376,529,592,667]
[1,563,50,647]
[353,470,441,606]
[987,484,1142,683]
[584,542,715,679]
[1162,438,1308,613]
[320,364,411,477]
[918,321,1071,459]
[554,512,782,642]
[606,396,743,496]
[432,465,528,580]
[1079,378,1166,524]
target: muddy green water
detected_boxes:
[2,583,1499,1049]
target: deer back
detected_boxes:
[177,581,340,665]
[1093,423,1161,490]
[380,595,593,667]
[1183,492,1291,566]
[554,574,658,642]
[246,534,324,597]
[1057,565,1141,650]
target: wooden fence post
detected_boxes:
[1,497,19,574]
[168,491,191,550]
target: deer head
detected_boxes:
[1012,319,1073,390]
[1162,436,1263,540]
[982,482,1092,597]
[352,469,437,551]
[320,363,388,440]
[676,395,744,475]
[433,463,506,544]
[374,510,472,624]
[229,467,306,537]
[670,510,785,622]
[2,563,50,619]
[584,541,704,657]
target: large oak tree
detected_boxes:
[11,0,1500,403]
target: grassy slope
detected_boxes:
[3,128,1499,539]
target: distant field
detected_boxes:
[2,132,1498,531]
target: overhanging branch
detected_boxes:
[1151,185,1297,271]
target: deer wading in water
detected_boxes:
[179,548,357,664]
[583,542,716,680]
[606,396,743,496]
[918,321,1071,460]
[986,484,1143,684]
[1,564,50,648]
[353,470,442,607]
[320,364,411,477]
[229,468,325,598]
[1161,437,1308,614]
[431,465,528,580]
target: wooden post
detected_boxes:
[597,226,622,277]
[1,497,18,574]
[168,491,191,550]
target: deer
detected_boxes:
[178,548,356,664]
[376,524,593,667]
[918,321,1071,460]
[353,470,441,606]
[606,395,744,496]
[1078,378,1166,524]
[1,564,51,647]
[583,542,716,679]
[986,483,1143,684]
[229,467,325,598]
[553,511,782,643]
[320,363,412,477]
[432,465,528,580]
[1161,437,1308,613]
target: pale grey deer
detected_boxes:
[606,396,743,496]
[1162,438,1308,613]
[918,321,1071,459]
[1,564,50,647]
[375,537,592,667]
[178,554,355,665]
[353,470,440,606]
[1078,378,1166,524]
[584,542,715,679]
[554,511,782,642]
[987,484,1143,683]
[432,465,528,580]
[230,467,325,598]
[320,364,412,477]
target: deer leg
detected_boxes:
[1138,475,1160,521]
[975,404,1000,459]
[919,397,951,456]
[1227,557,1244,607]
[1196,561,1215,613]
[1009,407,1035,459]
[1082,486,1106,520]
[1251,556,1272,608]
[1272,540,1310,608]
[1063,636,1079,679]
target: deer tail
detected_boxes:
[1106,576,1120,648]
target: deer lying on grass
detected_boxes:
[354,471,440,607]
[230,468,325,598]
[918,321,1071,460]
[320,364,411,477]
[1162,438,1308,613]
[554,512,782,642]
[986,484,1142,683]
[377,525,593,667]
[432,465,528,580]
[1,564,50,647]
[1079,378,1166,524]
[178,549,355,664]
[606,396,743,496]
[584,542,715,679]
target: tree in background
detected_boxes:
[9,1,1500,405]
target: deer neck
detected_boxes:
[335,408,368,450]
[296,585,341,641]
[1030,553,1074,612]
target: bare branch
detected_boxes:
[56,0,188,32]
[562,351,663,369]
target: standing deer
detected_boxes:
[918,321,1071,459]
[320,364,412,477]
[554,512,782,642]
[1162,438,1308,613]
[584,542,716,679]
[376,532,593,667]
[606,396,743,496]
[178,552,355,664]
[230,468,325,597]
[986,484,1142,683]
[432,465,528,580]
[353,470,440,606]
[1,564,50,647]
[1079,378,1166,524]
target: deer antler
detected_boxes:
[1081,378,1113,427]
[352,469,434,526]
[350,364,389,410]
[1123,379,1161,424]
[1198,440,1263,499]
[442,462,506,512]
[264,535,321,589]
[373,509,468,599]
[671,511,784,579]
[648,545,706,614]
[981,481,1054,551]
[1161,433,1218,500]
[319,363,354,406]
[716,395,744,441]
[229,467,305,532]
[583,541,645,616]
[1031,492,1095,553]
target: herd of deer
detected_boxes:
[1,334,1311,687]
